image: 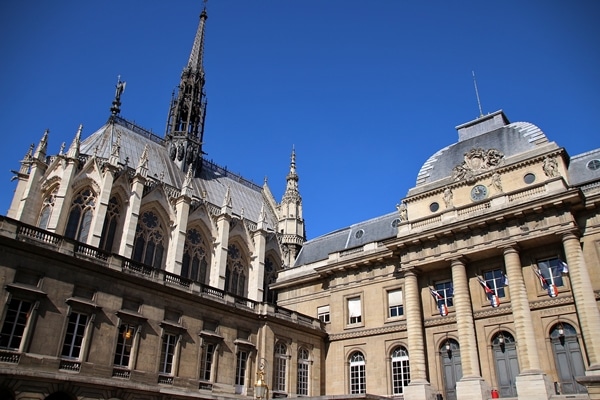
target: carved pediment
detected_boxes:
[452,148,504,181]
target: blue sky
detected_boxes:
[0,1,598,240]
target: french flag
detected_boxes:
[478,277,500,308]
[559,260,569,274]
[533,268,558,298]
[430,288,448,316]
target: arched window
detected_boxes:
[391,346,410,394]
[181,227,208,283]
[349,351,366,394]
[65,188,96,242]
[225,244,246,297]
[297,347,310,396]
[264,256,278,303]
[99,196,121,252]
[38,188,58,229]
[273,341,288,393]
[132,210,165,268]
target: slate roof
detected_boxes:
[293,211,400,267]
[414,121,551,188]
[79,116,275,227]
[567,148,600,186]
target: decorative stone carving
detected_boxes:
[452,148,505,181]
[396,202,408,221]
[543,155,559,177]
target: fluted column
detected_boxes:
[451,259,480,377]
[562,232,600,371]
[503,246,540,372]
[504,246,553,400]
[404,269,428,382]
[451,259,490,400]
[403,268,436,400]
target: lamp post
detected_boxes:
[255,358,269,400]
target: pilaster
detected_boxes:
[88,164,116,248]
[165,194,191,274]
[118,175,145,259]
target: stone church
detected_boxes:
[1,4,600,400]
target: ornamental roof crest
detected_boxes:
[452,148,504,181]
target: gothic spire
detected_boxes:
[165,4,208,177]
[282,147,300,202]
[278,147,305,268]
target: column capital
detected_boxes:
[448,257,467,267]
[560,230,580,242]
[502,243,520,256]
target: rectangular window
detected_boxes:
[388,289,404,318]
[113,324,135,367]
[537,257,565,287]
[61,312,88,359]
[200,343,216,381]
[435,281,454,307]
[159,333,177,374]
[347,297,362,325]
[0,299,32,350]
[235,350,248,386]
[317,305,330,323]
[483,269,507,298]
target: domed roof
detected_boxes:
[414,111,552,189]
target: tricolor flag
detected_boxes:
[559,260,569,274]
[533,268,558,298]
[429,287,448,317]
[503,274,509,286]
[477,277,500,308]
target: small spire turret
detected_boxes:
[66,125,82,159]
[34,130,49,160]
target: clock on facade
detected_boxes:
[470,184,488,201]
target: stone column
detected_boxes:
[562,232,600,372]
[451,259,490,400]
[403,268,436,400]
[503,246,553,399]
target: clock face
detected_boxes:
[470,184,488,201]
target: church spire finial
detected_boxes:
[110,75,126,116]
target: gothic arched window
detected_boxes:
[225,244,247,297]
[391,346,410,394]
[264,256,279,304]
[132,210,165,269]
[99,196,121,253]
[181,227,208,283]
[38,188,58,229]
[65,188,96,242]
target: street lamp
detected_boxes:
[255,358,269,400]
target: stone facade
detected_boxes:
[2,4,600,400]
[274,111,600,400]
